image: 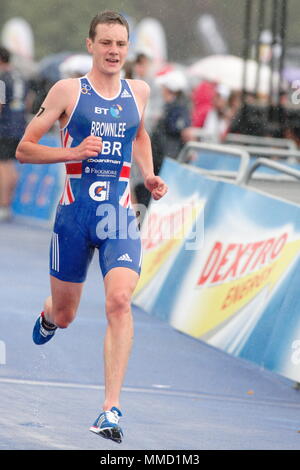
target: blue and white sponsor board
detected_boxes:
[12,134,64,224]
[133,158,300,382]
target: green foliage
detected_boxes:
[0,0,136,59]
[0,0,299,62]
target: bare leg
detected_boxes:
[0,160,18,207]
[43,275,84,329]
[102,267,139,411]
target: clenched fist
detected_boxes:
[71,136,102,161]
[144,175,168,200]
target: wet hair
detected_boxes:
[0,46,10,63]
[89,11,129,41]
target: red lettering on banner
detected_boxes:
[240,241,264,275]
[211,244,237,283]
[198,232,288,287]
[221,265,274,310]
[221,286,235,309]
[270,233,288,259]
[250,238,275,270]
[197,242,222,285]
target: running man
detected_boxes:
[16,10,167,444]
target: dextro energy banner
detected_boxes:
[133,158,300,382]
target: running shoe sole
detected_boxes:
[89,425,123,443]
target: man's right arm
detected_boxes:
[16,79,102,164]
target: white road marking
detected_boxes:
[0,376,299,410]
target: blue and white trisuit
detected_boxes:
[50,76,142,282]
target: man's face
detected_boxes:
[87,22,129,75]
[134,56,151,79]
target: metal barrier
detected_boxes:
[183,128,217,143]
[232,145,300,163]
[239,157,300,205]
[240,157,300,184]
[225,133,297,150]
[183,130,297,150]
[177,141,250,184]
[176,142,300,204]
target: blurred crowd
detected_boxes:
[1,44,300,220]
[122,49,300,207]
[0,46,27,221]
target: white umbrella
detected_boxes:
[187,54,279,95]
[59,54,92,78]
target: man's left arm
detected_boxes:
[132,84,168,201]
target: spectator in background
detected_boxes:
[183,83,231,143]
[228,91,269,137]
[190,80,216,128]
[134,69,190,208]
[153,70,191,166]
[201,83,231,142]
[133,50,152,79]
[130,49,164,210]
[227,90,242,126]
[0,46,27,221]
[123,59,134,79]
[132,49,163,133]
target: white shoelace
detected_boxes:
[104,410,119,424]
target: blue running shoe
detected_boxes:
[89,407,123,443]
[32,312,57,345]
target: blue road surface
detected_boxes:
[0,220,300,450]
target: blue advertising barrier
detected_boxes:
[12,133,64,224]
[133,158,300,383]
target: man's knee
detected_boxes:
[106,290,131,318]
[52,306,76,329]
